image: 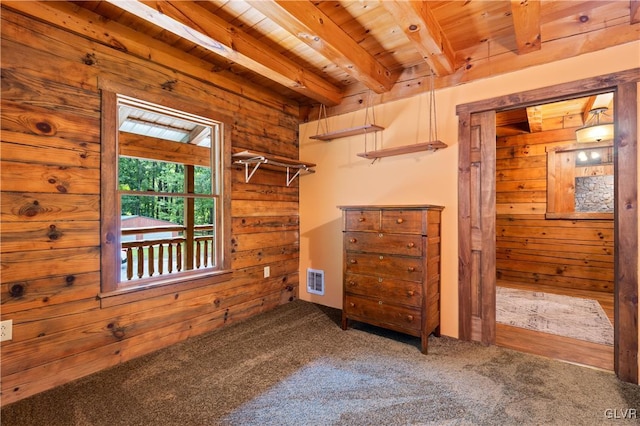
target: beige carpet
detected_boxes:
[496,286,614,346]
[2,300,638,425]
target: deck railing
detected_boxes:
[121,225,214,281]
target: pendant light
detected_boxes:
[575,107,614,143]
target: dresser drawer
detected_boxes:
[344,273,422,308]
[345,252,423,282]
[344,209,380,231]
[344,294,421,333]
[344,232,423,256]
[381,210,424,234]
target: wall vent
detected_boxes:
[306,268,325,295]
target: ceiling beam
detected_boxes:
[632,0,640,24]
[380,0,455,76]
[510,0,541,54]
[106,0,343,106]
[582,96,597,124]
[525,106,543,132]
[248,0,399,94]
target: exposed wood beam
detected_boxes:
[307,24,638,120]
[632,0,640,24]
[582,96,597,124]
[188,126,210,146]
[380,0,455,76]
[525,106,543,132]
[106,0,343,106]
[510,0,541,54]
[248,0,398,94]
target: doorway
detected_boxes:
[456,69,638,383]
[493,93,615,370]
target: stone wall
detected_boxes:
[575,175,614,212]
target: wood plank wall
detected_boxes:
[496,126,614,293]
[0,6,302,405]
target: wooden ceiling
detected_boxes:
[53,1,640,119]
[496,91,614,137]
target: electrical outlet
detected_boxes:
[1,319,13,342]
[263,266,270,278]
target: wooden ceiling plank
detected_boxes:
[248,0,398,94]
[510,0,542,54]
[106,0,343,106]
[306,23,638,120]
[381,0,456,76]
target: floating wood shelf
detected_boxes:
[310,124,385,141]
[232,151,315,186]
[357,140,448,160]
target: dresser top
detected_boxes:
[338,204,444,211]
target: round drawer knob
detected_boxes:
[348,281,356,286]
[407,267,415,272]
[396,218,404,224]
[378,277,383,283]
[358,217,366,222]
[406,315,414,322]
[350,302,355,307]
[350,259,357,264]
[407,242,415,248]
[379,255,384,260]
[378,301,383,305]
[407,290,415,296]
[349,238,357,243]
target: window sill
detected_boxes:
[545,212,614,220]
[98,269,233,308]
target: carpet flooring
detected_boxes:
[2,300,638,425]
[496,286,614,346]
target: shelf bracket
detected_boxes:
[242,160,263,184]
[233,151,316,187]
[286,167,302,186]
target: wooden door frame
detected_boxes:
[457,68,639,383]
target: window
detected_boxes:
[101,91,231,300]
[546,142,614,220]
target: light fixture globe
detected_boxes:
[575,107,614,143]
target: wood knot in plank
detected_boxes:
[19,200,43,217]
[107,37,128,52]
[107,322,126,339]
[105,232,116,244]
[46,176,69,193]
[47,224,63,241]
[82,53,98,65]
[161,79,177,91]
[9,283,25,298]
[28,119,57,136]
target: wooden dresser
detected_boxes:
[339,205,443,354]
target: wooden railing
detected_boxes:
[121,225,214,281]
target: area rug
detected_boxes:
[496,286,613,346]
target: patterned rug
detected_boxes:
[496,287,613,346]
